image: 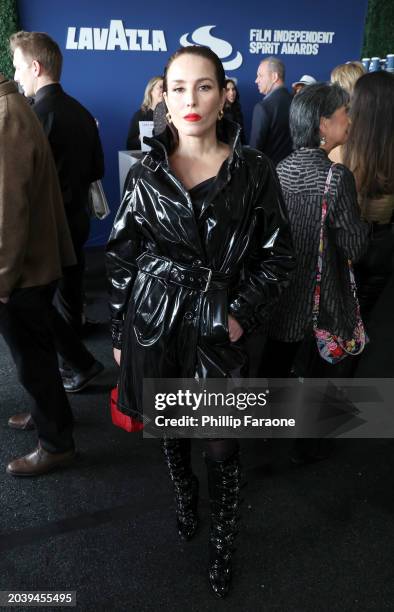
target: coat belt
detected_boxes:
[136,252,236,293]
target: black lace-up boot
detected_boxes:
[206,451,241,598]
[162,438,199,541]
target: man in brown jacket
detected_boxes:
[10,31,105,393]
[0,74,77,476]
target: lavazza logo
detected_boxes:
[66,20,243,70]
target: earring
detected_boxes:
[218,109,224,120]
[320,135,327,146]
[166,112,172,124]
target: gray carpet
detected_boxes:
[0,248,393,612]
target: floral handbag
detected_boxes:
[312,165,367,365]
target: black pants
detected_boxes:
[52,211,95,372]
[259,335,355,379]
[54,258,85,336]
[0,284,74,453]
[54,209,90,336]
[50,303,94,373]
[259,336,353,458]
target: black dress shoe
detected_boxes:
[62,360,104,393]
[8,413,35,430]
[59,363,73,378]
[6,444,76,477]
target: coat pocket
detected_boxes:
[131,273,169,346]
[200,291,230,344]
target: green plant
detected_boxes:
[362,0,394,58]
[0,0,19,78]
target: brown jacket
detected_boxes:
[0,77,76,298]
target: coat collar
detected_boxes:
[34,82,63,104]
[142,119,244,223]
[0,77,18,98]
[263,84,289,101]
[142,118,244,172]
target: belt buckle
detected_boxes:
[201,267,213,292]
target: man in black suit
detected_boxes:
[11,31,105,393]
[249,57,293,165]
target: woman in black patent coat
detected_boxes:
[106,46,295,599]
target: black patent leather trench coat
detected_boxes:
[106,124,295,418]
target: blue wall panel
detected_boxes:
[17,0,368,245]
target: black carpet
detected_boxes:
[0,248,393,612]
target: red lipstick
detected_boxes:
[184,113,202,121]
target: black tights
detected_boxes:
[206,438,239,462]
[164,437,238,462]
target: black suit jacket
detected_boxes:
[249,86,292,166]
[33,84,104,244]
[126,108,153,150]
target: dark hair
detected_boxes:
[290,82,349,149]
[163,45,226,93]
[224,78,240,106]
[342,71,394,198]
[162,46,225,152]
[10,31,62,81]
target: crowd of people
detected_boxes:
[0,30,393,600]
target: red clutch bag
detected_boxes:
[110,386,143,432]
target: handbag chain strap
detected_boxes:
[312,165,334,328]
[312,164,360,329]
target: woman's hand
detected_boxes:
[228,315,243,343]
[113,348,121,366]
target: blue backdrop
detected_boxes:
[18,0,368,245]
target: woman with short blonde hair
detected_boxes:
[330,61,366,95]
[329,62,366,162]
[140,75,163,112]
[126,75,163,150]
